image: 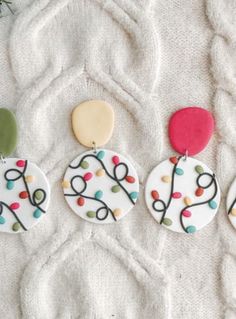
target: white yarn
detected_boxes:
[0,0,233,318]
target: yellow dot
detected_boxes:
[161,176,171,183]
[231,208,236,216]
[25,175,35,183]
[96,169,105,177]
[113,208,122,217]
[184,196,192,206]
[62,180,70,188]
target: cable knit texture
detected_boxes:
[0,0,233,318]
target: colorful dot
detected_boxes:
[7,181,14,190]
[161,176,171,183]
[195,165,204,174]
[111,185,120,193]
[182,210,191,218]
[84,172,93,181]
[186,225,196,233]
[12,222,20,232]
[184,197,192,206]
[35,190,43,201]
[33,209,42,219]
[151,190,159,200]
[172,192,182,199]
[80,161,89,169]
[163,218,172,226]
[125,176,135,184]
[0,216,6,224]
[95,190,103,200]
[87,211,96,218]
[130,192,138,200]
[112,156,120,166]
[19,191,29,199]
[113,208,122,217]
[77,197,85,206]
[10,202,20,210]
[175,167,184,175]
[195,187,204,197]
[62,180,70,188]
[169,156,178,164]
[96,169,105,177]
[97,150,105,160]
[25,175,35,183]
[209,200,217,209]
[16,160,25,167]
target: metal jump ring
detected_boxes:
[184,150,188,161]
[92,141,97,154]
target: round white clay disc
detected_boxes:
[62,149,139,224]
[145,156,220,234]
[0,158,50,233]
[226,178,236,229]
[72,100,114,148]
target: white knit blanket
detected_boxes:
[0,0,235,318]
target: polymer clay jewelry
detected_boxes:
[226,180,236,229]
[145,107,221,234]
[62,100,139,224]
[0,108,50,233]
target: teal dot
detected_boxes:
[95,190,103,200]
[97,151,105,160]
[0,216,5,224]
[175,168,184,175]
[209,200,217,209]
[130,192,138,200]
[186,225,197,233]
[7,180,14,190]
[33,209,42,219]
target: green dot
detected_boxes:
[111,185,120,193]
[35,190,43,201]
[130,191,138,200]
[209,200,217,209]
[7,180,14,190]
[95,190,103,200]
[87,211,96,218]
[0,216,5,224]
[97,150,105,160]
[186,225,197,233]
[80,161,89,169]
[33,209,42,219]
[195,165,204,174]
[163,218,172,226]
[175,168,184,175]
[12,222,20,232]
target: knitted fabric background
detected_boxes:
[0,0,235,318]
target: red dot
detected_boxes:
[10,202,20,210]
[169,156,178,164]
[172,192,182,199]
[112,156,120,166]
[151,190,159,200]
[83,172,93,181]
[19,191,29,199]
[125,176,135,183]
[16,160,25,167]
[77,197,85,206]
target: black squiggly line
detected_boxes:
[0,202,27,231]
[69,153,136,205]
[64,175,117,221]
[179,172,218,233]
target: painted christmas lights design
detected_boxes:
[0,108,50,233]
[145,106,221,233]
[226,179,236,230]
[145,156,220,233]
[63,149,139,224]
[0,158,50,233]
[62,100,139,224]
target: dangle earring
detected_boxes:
[145,107,221,234]
[62,100,139,224]
[0,108,50,233]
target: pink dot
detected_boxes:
[172,192,182,199]
[10,202,20,210]
[83,172,93,181]
[16,160,25,167]
[182,210,191,218]
[112,156,120,166]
